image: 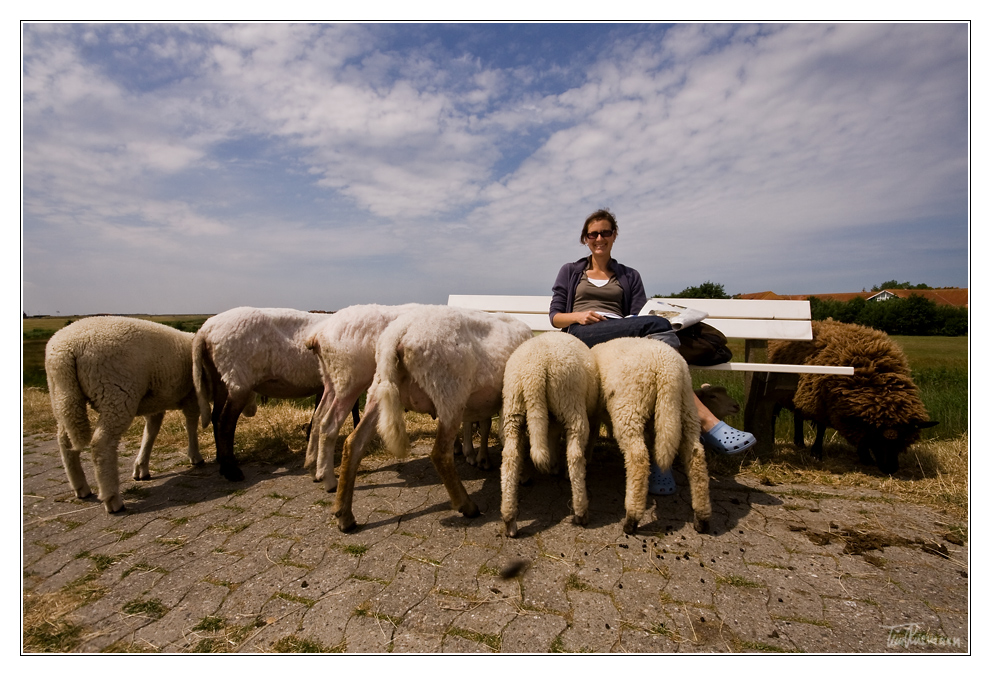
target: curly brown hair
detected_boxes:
[580,209,618,244]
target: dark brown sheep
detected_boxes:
[768,319,937,473]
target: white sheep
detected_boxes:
[332,305,533,532]
[591,337,712,535]
[44,316,203,513]
[192,306,333,481]
[303,303,423,491]
[500,331,599,538]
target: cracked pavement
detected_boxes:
[22,432,968,653]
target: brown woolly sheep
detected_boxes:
[768,319,937,474]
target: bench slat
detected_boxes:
[693,362,853,375]
[647,298,812,320]
[448,295,553,314]
[703,318,812,341]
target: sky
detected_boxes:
[20,22,970,316]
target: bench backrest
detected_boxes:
[447,295,814,341]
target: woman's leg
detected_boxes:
[567,316,675,348]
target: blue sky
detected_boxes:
[21,22,969,316]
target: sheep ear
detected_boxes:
[916,420,939,429]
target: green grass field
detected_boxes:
[22,316,968,442]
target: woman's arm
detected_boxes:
[552,310,606,329]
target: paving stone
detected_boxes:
[299,577,383,648]
[558,589,620,653]
[131,580,228,650]
[500,611,568,653]
[21,435,970,654]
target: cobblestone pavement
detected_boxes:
[22,432,969,653]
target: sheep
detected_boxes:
[192,306,354,482]
[302,303,424,491]
[768,319,937,474]
[694,384,740,421]
[332,305,533,532]
[44,316,203,513]
[591,337,711,535]
[500,331,599,537]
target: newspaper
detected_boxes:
[637,299,709,330]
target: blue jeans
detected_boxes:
[566,316,680,349]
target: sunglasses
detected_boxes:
[586,229,614,240]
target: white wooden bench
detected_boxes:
[447,294,854,452]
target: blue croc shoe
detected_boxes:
[648,464,677,495]
[702,421,755,455]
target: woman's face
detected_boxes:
[585,218,616,258]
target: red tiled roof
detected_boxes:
[737,289,968,307]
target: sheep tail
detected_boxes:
[374,338,410,459]
[524,368,554,473]
[46,347,92,450]
[191,333,213,429]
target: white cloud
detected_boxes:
[21,23,968,315]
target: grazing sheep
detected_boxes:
[591,337,711,535]
[193,307,347,482]
[768,319,937,473]
[44,316,203,513]
[333,305,533,532]
[303,303,423,491]
[695,384,740,421]
[500,331,599,537]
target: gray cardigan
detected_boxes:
[549,257,648,327]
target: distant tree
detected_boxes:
[663,281,731,299]
[870,280,932,292]
[810,293,965,336]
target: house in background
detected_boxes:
[738,288,968,308]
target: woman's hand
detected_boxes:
[574,311,605,325]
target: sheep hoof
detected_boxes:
[105,495,126,514]
[478,457,491,471]
[504,520,518,538]
[573,512,588,527]
[622,517,638,535]
[460,501,480,518]
[191,459,205,467]
[75,486,92,499]
[336,512,358,533]
[219,464,244,482]
[694,517,710,534]
[322,477,338,493]
[133,471,151,481]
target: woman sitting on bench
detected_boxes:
[550,208,756,495]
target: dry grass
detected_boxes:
[23,386,968,522]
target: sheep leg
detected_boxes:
[613,418,650,535]
[182,399,204,466]
[430,419,479,518]
[90,418,131,513]
[500,413,525,537]
[314,390,364,492]
[475,416,493,470]
[565,418,590,527]
[132,412,165,480]
[683,440,712,533]
[304,387,334,472]
[334,398,381,533]
[793,410,806,448]
[215,395,249,482]
[811,422,826,461]
[461,421,477,465]
[57,425,92,499]
[303,386,324,445]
